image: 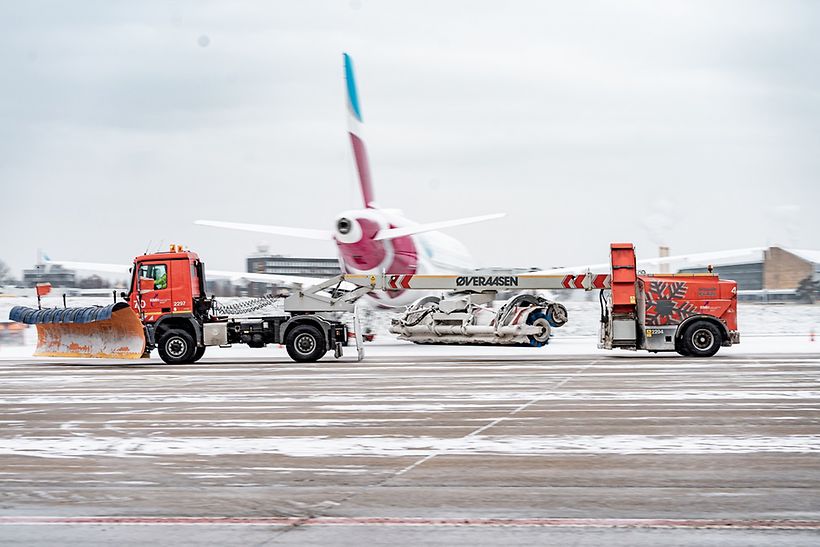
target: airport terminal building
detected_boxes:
[22,264,76,288]
[242,247,342,297]
[678,246,820,302]
[246,255,342,278]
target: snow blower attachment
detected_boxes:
[389,293,569,346]
[9,302,146,359]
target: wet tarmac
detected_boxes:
[1,351,819,544]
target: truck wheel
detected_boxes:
[158,329,196,364]
[286,324,325,363]
[191,346,206,363]
[681,321,721,358]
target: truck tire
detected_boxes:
[191,346,206,363]
[158,329,196,364]
[286,324,326,363]
[681,320,721,358]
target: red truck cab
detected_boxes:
[124,246,211,363]
[127,247,207,323]
[637,273,739,355]
[602,243,739,357]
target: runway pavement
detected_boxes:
[0,349,819,545]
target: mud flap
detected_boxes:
[10,303,146,359]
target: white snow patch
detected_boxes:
[0,434,817,459]
[2,390,818,406]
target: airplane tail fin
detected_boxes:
[344,53,376,209]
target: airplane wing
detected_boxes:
[536,247,766,275]
[194,220,332,240]
[374,213,506,241]
[45,260,343,289]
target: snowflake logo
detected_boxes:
[645,280,698,326]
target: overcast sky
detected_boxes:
[1,1,818,277]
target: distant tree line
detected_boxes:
[0,259,14,285]
[77,275,113,289]
[797,275,820,304]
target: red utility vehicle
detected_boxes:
[601,243,739,356]
[124,246,348,364]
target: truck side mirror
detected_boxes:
[139,277,155,293]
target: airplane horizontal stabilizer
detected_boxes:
[195,220,332,240]
[374,213,505,241]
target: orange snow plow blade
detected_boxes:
[9,302,145,359]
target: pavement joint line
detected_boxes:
[297,359,602,515]
[393,359,600,477]
[1,516,819,529]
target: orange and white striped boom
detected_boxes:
[343,272,611,292]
